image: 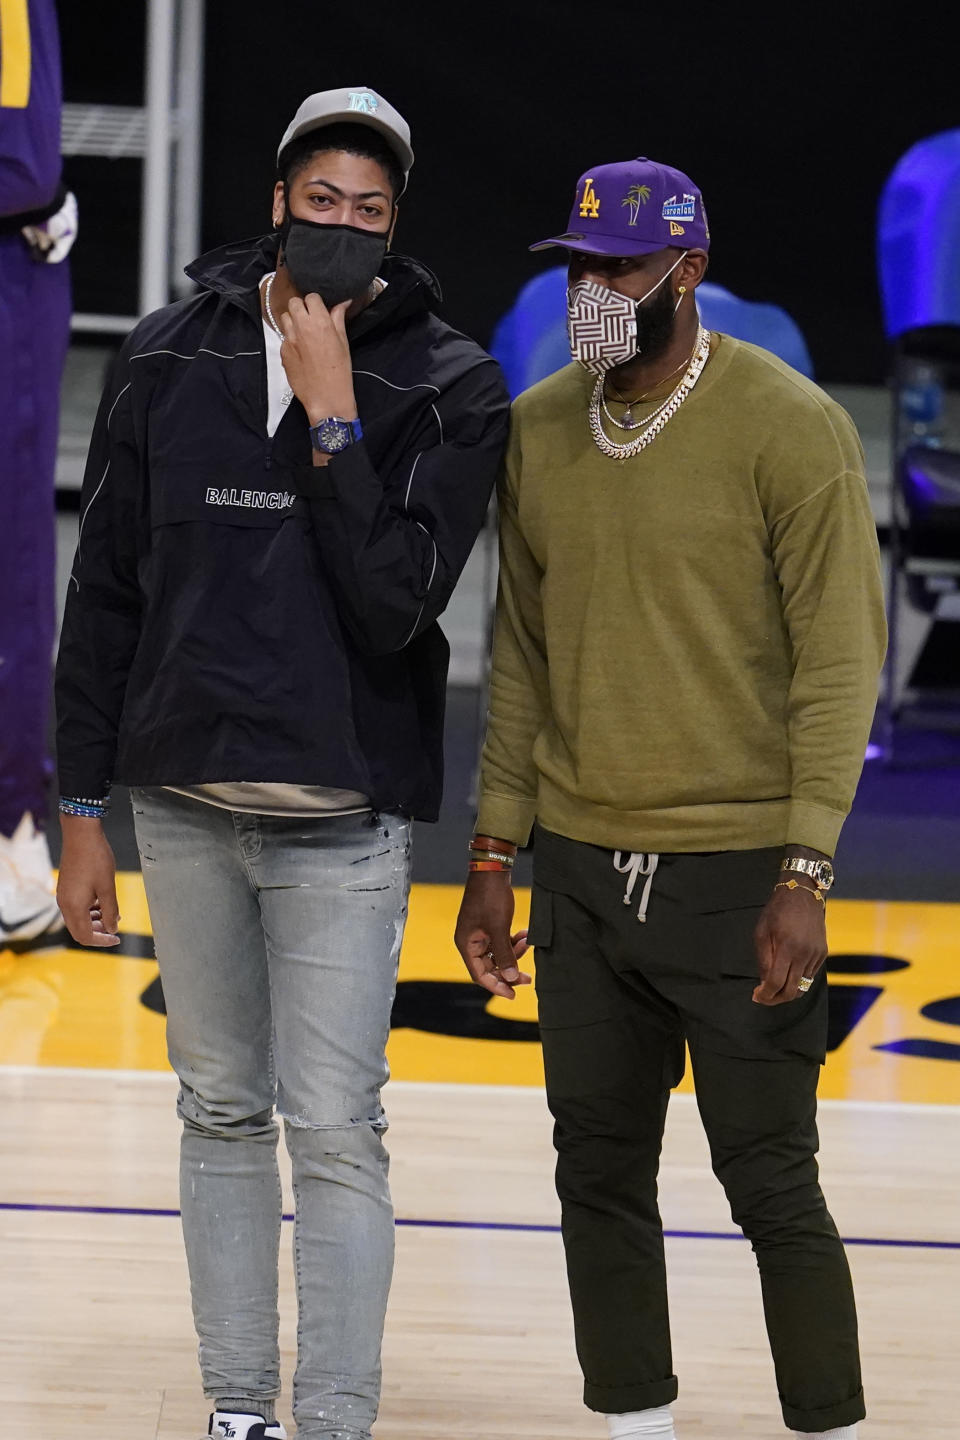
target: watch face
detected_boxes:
[815,860,835,889]
[318,421,349,453]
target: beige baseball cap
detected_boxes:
[277,86,414,190]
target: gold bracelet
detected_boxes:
[775,879,825,905]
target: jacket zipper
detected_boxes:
[261,337,273,470]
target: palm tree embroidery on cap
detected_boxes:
[622,185,652,225]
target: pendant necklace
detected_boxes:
[588,327,712,460]
[602,346,700,430]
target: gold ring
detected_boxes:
[797,975,815,993]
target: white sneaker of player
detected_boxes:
[207,1413,288,1440]
[0,812,62,943]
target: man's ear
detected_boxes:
[272,179,286,229]
[681,248,709,289]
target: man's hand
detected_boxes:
[278,293,358,423]
[455,871,531,1000]
[752,884,827,1005]
[57,816,121,948]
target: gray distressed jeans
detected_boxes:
[131,787,412,1439]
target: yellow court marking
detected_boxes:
[1,877,959,1103]
[0,0,31,109]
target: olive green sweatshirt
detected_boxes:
[476,335,887,858]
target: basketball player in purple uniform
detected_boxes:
[0,0,77,943]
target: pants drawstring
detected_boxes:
[613,851,660,923]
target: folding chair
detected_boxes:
[876,129,960,758]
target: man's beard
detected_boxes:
[632,279,678,364]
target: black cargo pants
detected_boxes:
[528,825,865,1434]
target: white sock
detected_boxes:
[793,1428,858,1439]
[607,1407,676,1438]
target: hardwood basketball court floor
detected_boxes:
[1,878,958,1438]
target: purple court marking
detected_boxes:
[0,1201,958,1250]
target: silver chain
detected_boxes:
[261,272,284,339]
[588,328,712,460]
[600,389,675,432]
[260,271,385,336]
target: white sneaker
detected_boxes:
[207,1413,288,1440]
[0,812,62,944]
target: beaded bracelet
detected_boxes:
[59,797,110,818]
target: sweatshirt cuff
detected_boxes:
[785,799,848,858]
[475,792,538,849]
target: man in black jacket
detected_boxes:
[55,87,508,1440]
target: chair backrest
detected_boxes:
[489,268,814,398]
[878,129,960,339]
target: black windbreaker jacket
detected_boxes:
[55,235,510,821]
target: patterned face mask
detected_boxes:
[566,254,686,374]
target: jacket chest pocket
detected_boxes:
[150,462,309,529]
[143,352,266,472]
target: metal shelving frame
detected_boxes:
[64,0,205,334]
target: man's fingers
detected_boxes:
[754,943,818,1006]
[464,952,518,1000]
[752,923,790,1004]
[754,945,795,1003]
[492,933,521,982]
[476,968,520,999]
[786,949,827,999]
[752,921,779,1003]
[98,885,121,936]
[461,931,520,999]
[91,913,122,941]
[58,899,120,948]
[304,291,332,317]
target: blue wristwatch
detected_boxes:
[309,416,363,454]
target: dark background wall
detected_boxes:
[59,0,954,383]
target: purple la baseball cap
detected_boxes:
[531,156,710,256]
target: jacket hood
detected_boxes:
[183,232,444,342]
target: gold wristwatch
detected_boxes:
[780,856,835,891]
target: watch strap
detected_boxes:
[780,856,833,890]
[309,416,363,453]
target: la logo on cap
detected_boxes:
[348,91,379,113]
[578,177,600,219]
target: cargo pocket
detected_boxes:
[531,885,619,1032]
[526,885,554,951]
[685,850,779,980]
[684,854,827,1062]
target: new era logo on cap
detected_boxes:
[531,156,710,258]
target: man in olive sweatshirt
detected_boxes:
[455,158,885,1440]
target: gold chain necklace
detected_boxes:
[604,351,695,429]
[588,328,712,460]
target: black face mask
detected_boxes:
[280,216,388,307]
